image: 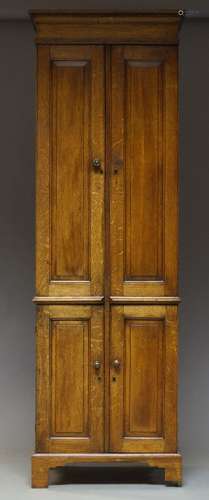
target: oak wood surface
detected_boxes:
[110,46,178,297]
[33,296,104,304]
[32,452,182,488]
[36,45,105,298]
[110,296,181,304]
[31,11,182,45]
[50,320,89,435]
[51,56,91,281]
[32,11,181,488]
[109,306,178,453]
[35,305,104,453]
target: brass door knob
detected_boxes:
[112,359,121,370]
[92,158,103,173]
[94,360,101,370]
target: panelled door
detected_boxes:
[36,45,105,298]
[36,305,104,453]
[109,306,178,453]
[110,46,178,298]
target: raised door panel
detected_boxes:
[124,320,163,437]
[51,60,90,282]
[110,306,178,452]
[36,46,105,297]
[110,46,178,297]
[51,320,89,436]
[35,305,104,453]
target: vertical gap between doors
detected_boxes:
[104,44,111,452]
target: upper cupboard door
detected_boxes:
[110,46,178,298]
[36,46,105,297]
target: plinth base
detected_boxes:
[31,452,182,488]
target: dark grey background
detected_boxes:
[0,1,208,463]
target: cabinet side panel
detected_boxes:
[36,47,51,295]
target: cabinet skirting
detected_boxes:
[32,452,182,488]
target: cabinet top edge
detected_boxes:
[30,10,184,24]
[30,10,183,45]
[30,9,184,15]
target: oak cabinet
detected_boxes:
[31,11,183,488]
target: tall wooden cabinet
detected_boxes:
[31,11,183,488]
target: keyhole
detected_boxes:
[112,376,116,382]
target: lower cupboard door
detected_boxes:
[35,305,104,453]
[110,305,178,453]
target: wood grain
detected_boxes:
[32,11,182,489]
[32,452,182,488]
[36,45,105,298]
[51,59,90,280]
[110,296,181,304]
[124,319,164,437]
[33,296,104,304]
[51,320,89,435]
[109,305,178,453]
[124,59,163,281]
[31,12,182,45]
[35,305,104,453]
[110,46,178,297]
